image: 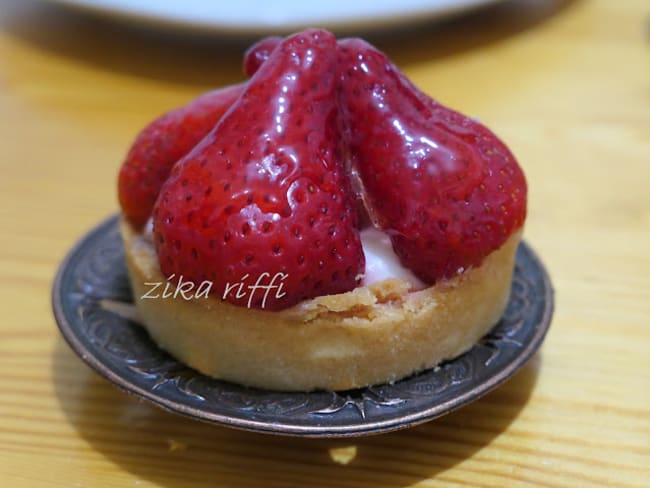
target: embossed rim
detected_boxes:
[52,215,554,437]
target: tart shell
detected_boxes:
[121,220,521,391]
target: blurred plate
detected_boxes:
[52,215,553,437]
[39,0,507,34]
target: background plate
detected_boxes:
[38,0,507,35]
[52,215,553,437]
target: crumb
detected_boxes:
[329,445,357,465]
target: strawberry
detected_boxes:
[118,39,280,230]
[153,29,364,310]
[337,38,527,283]
[118,84,244,230]
[243,35,282,76]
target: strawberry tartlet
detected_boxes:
[118,29,527,391]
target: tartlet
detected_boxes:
[118,30,527,392]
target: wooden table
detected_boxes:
[1,0,648,486]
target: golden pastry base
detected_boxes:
[122,220,520,391]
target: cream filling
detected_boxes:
[359,227,426,289]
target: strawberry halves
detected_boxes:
[121,30,527,310]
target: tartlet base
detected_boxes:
[121,220,520,391]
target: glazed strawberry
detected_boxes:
[338,38,527,283]
[153,29,364,310]
[243,35,282,76]
[118,84,244,229]
[118,40,280,230]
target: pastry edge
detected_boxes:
[121,219,521,391]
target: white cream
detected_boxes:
[360,227,426,289]
[143,217,154,238]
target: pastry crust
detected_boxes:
[121,220,521,391]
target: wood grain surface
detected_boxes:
[0,0,648,486]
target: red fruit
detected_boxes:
[243,35,282,76]
[118,84,244,230]
[118,39,280,230]
[337,38,527,283]
[153,29,364,310]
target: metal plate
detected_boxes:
[52,215,553,437]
